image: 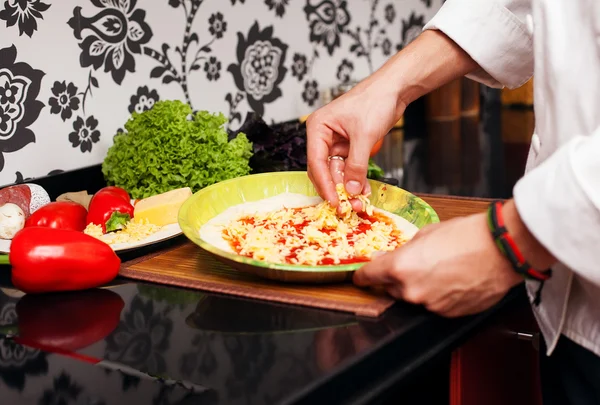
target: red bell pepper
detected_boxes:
[86,186,134,233]
[101,186,131,202]
[24,201,88,232]
[0,288,124,352]
[1,227,121,294]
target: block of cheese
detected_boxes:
[134,187,192,227]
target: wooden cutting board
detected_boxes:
[120,194,491,317]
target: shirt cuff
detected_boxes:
[423,0,534,89]
[513,136,600,286]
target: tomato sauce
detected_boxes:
[230,239,241,251]
[240,217,255,226]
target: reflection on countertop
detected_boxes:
[0,282,432,405]
[0,286,216,405]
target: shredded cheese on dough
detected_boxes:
[84,218,161,245]
[335,183,373,218]
[221,184,408,266]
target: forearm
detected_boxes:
[385,30,479,107]
[358,30,479,118]
[355,0,534,121]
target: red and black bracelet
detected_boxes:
[487,200,552,282]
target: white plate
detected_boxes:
[0,223,183,254]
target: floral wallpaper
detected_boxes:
[0,0,440,185]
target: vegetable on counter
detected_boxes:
[233,112,307,174]
[102,100,253,199]
[370,139,384,157]
[2,227,121,294]
[100,185,130,202]
[25,201,88,232]
[0,203,25,240]
[134,187,192,227]
[86,186,134,233]
[83,185,177,245]
[367,159,386,180]
[0,288,124,352]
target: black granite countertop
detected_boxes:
[0,270,527,405]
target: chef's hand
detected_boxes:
[306,31,482,211]
[353,201,556,317]
[306,77,405,212]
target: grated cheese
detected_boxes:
[84,218,161,245]
[221,183,409,266]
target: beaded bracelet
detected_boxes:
[487,200,552,306]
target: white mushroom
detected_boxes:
[0,203,25,240]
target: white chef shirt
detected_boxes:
[424,0,600,357]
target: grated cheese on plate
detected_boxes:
[84,218,161,245]
[221,183,409,266]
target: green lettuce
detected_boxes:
[102,100,253,199]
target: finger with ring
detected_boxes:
[328,155,346,185]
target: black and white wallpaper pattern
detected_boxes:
[0,0,440,185]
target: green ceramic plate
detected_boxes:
[178,171,439,283]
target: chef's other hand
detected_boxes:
[306,78,405,211]
[353,207,529,317]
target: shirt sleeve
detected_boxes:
[423,0,534,89]
[513,130,600,287]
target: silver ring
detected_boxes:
[327,155,345,162]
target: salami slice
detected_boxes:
[0,183,50,218]
[0,185,32,217]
